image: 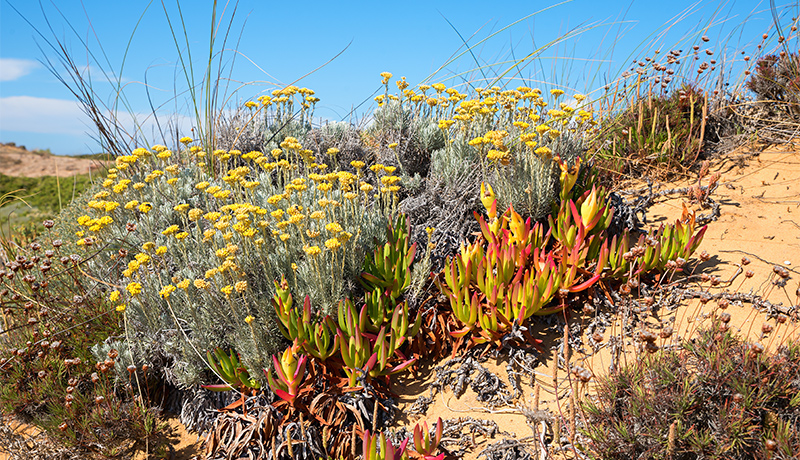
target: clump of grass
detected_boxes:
[582,321,800,459]
[593,81,708,183]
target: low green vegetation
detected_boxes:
[1,173,95,215]
[584,326,800,459]
[1,173,97,243]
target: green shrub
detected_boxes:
[746,52,800,119]
[583,324,800,459]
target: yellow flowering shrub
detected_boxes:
[60,113,400,386]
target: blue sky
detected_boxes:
[0,0,794,155]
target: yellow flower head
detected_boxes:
[100,201,119,213]
[396,77,409,90]
[438,119,455,130]
[194,279,209,289]
[303,245,321,256]
[325,222,343,234]
[487,150,507,162]
[126,282,143,296]
[159,285,176,299]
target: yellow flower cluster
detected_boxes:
[76,215,114,233]
[126,282,143,296]
[159,284,176,299]
[83,94,407,323]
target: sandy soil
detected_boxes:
[0,143,108,178]
[1,142,798,459]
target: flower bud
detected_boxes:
[480,182,497,220]
[580,186,600,225]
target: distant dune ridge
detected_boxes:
[0,142,107,178]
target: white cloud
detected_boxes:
[0,96,88,135]
[0,58,40,81]
[0,95,194,144]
